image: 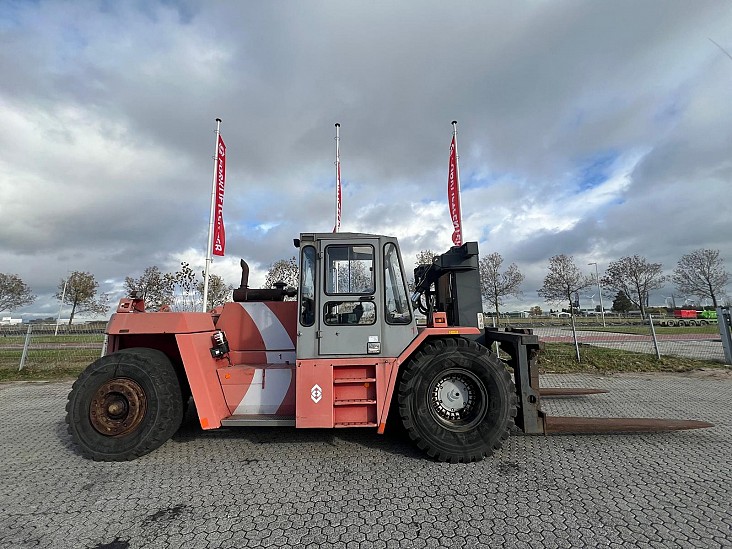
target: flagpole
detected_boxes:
[452,120,462,244]
[334,122,341,233]
[203,117,222,312]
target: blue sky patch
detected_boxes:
[577,151,619,192]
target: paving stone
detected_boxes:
[0,373,730,548]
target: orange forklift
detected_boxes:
[66,233,711,462]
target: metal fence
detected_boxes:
[0,324,106,372]
[502,314,729,365]
[718,307,732,364]
[2,313,730,372]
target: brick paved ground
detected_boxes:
[1,373,730,549]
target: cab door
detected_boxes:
[318,239,382,356]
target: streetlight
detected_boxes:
[588,262,606,327]
[55,273,69,336]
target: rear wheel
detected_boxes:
[66,348,183,461]
[398,337,516,463]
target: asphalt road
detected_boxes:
[1,373,731,549]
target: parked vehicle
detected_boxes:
[655,310,718,327]
[66,233,712,462]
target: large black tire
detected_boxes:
[398,337,516,463]
[66,348,184,461]
[119,347,191,415]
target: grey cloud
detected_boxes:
[1,1,731,317]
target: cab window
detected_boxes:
[325,245,374,295]
[384,242,412,324]
[323,301,376,325]
[300,246,316,326]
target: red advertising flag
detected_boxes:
[447,135,462,246]
[212,135,226,256]
[334,160,341,233]
[333,123,341,233]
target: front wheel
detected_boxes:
[66,348,183,461]
[398,338,516,463]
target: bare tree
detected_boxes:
[538,255,592,363]
[157,263,234,312]
[0,273,36,312]
[124,266,174,311]
[415,250,437,266]
[479,252,524,323]
[170,262,201,312]
[672,249,729,308]
[408,249,438,291]
[602,255,665,316]
[196,274,234,311]
[537,255,593,314]
[56,271,109,324]
[265,257,299,289]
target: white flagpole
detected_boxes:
[203,117,222,312]
[452,120,462,243]
[334,122,341,232]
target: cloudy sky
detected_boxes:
[1,1,731,320]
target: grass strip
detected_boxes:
[538,343,725,374]
[2,341,726,383]
[0,365,86,382]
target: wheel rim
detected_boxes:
[90,378,148,437]
[428,368,488,431]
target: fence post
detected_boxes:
[716,307,732,366]
[492,316,500,356]
[18,324,32,371]
[648,314,661,360]
[570,313,580,363]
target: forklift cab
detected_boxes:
[295,233,418,359]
